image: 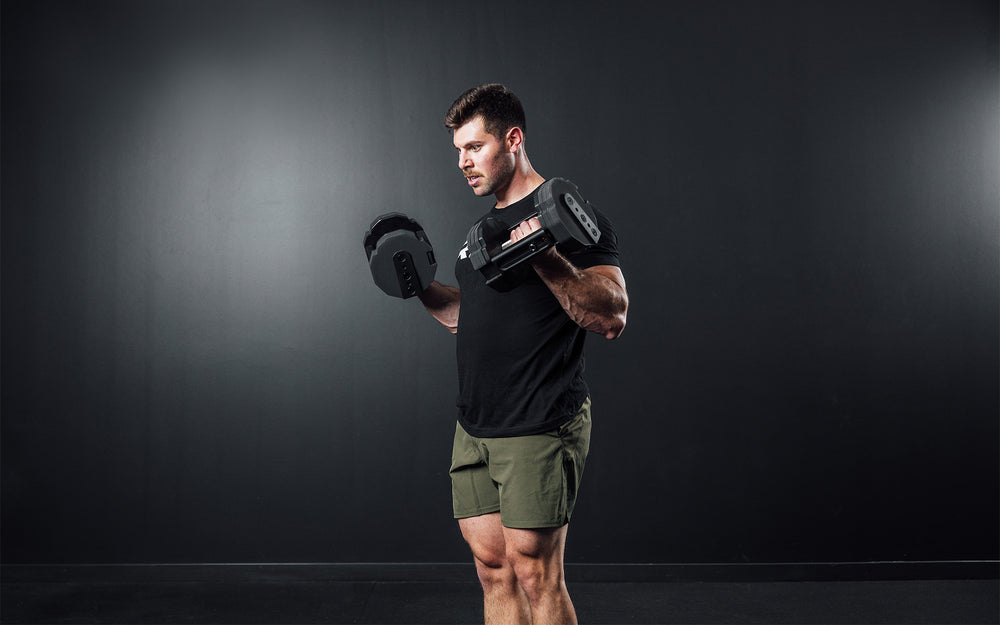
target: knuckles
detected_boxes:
[509,217,542,244]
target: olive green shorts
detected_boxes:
[449,397,592,529]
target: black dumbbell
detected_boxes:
[465,178,601,287]
[364,213,437,299]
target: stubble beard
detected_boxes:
[475,154,516,198]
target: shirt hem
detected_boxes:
[457,412,576,439]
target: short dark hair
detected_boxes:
[444,83,526,140]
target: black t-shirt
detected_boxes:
[454,187,621,438]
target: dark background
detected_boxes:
[2,0,997,566]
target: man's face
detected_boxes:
[453,116,515,198]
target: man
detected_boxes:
[418,83,628,624]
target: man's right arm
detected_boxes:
[418,281,460,334]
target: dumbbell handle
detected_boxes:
[465,178,600,288]
[492,228,555,271]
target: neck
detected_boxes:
[494,154,545,209]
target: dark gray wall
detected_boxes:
[3,0,997,565]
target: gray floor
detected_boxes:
[3,565,998,624]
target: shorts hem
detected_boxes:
[453,505,501,520]
[500,517,570,530]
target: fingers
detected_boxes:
[509,217,542,243]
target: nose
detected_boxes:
[458,150,472,170]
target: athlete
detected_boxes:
[418,83,628,624]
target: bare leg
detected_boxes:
[504,524,577,625]
[459,513,531,624]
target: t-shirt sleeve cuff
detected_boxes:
[570,252,620,270]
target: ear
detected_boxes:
[505,127,524,154]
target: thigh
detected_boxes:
[502,523,568,562]
[458,512,507,567]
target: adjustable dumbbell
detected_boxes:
[465,177,601,287]
[363,213,437,298]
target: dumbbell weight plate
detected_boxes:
[534,178,601,253]
[364,213,437,299]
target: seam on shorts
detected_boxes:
[558,425,573,526]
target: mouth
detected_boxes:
[465,175,482,187]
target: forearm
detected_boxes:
[531,251,629,339]
[418,281,460,334]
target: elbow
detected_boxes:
[583,294,628,340]
[602,291,629,340]
[602,313,627,340]
[579,309,626,340]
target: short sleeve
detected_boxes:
[565,206,621,270]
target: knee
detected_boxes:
[472,551,517,593]
[507,550,564,601]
